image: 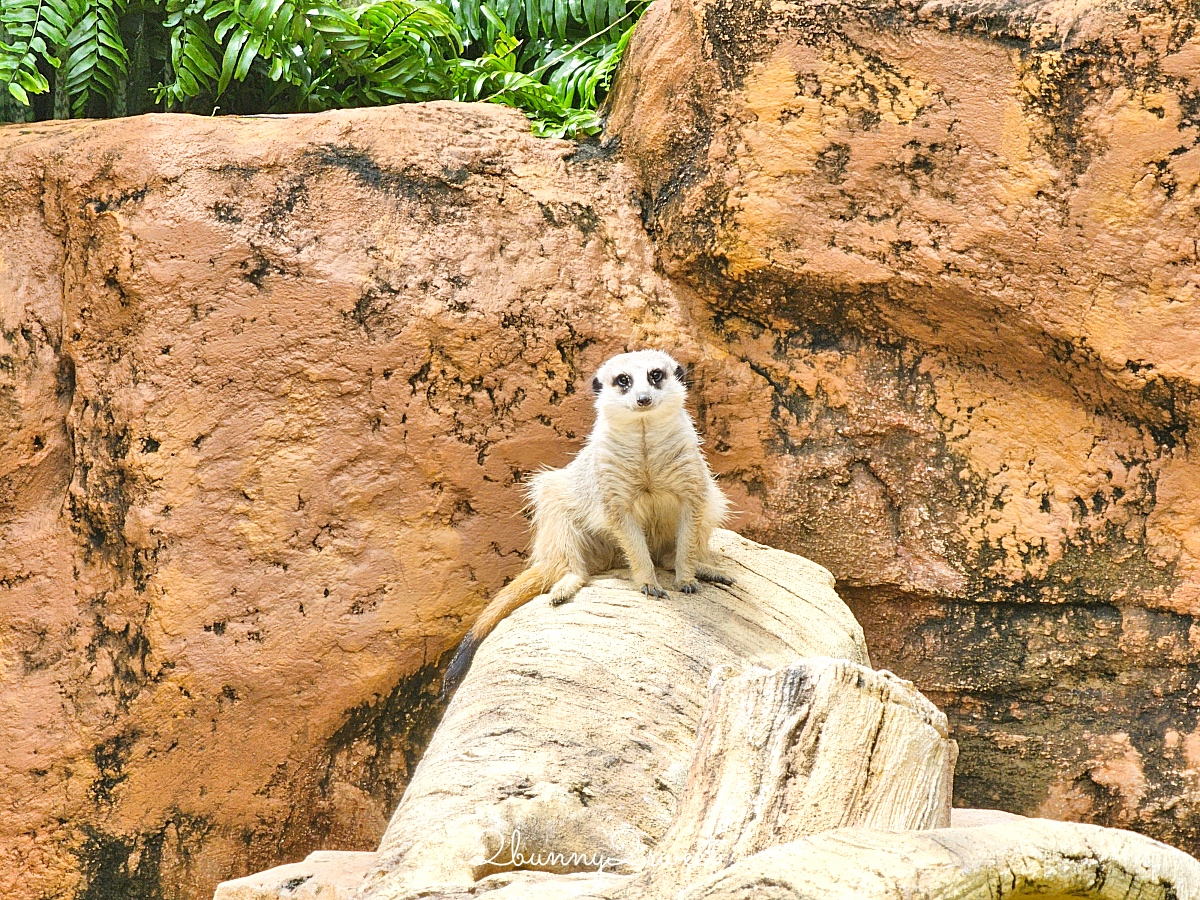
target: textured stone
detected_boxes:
[0,105,693,900]
[4,1,1200,894]
[615,658,955,898]
[673,819,1200,900]
[359,531,867,900]
[606,0,1200,850]
[213,851,376,900]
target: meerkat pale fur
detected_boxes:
[442,350,733,692]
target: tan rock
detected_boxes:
[359,530,867,899]
[0,104,696,900]
[607,0,1200,847]
[674,820,1200,900]
[213,851,376,900]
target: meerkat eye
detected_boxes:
[614,373,632,390]
[648,369,664,386]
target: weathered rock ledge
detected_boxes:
[213,536,1199,900]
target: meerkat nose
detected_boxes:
[636,394,652,407]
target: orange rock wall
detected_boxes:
[607,0,1200,855]
[0,106,703,899]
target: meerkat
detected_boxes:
[442,349,733,693]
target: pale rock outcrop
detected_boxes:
[359,531,867,899]
[676,820,1200,900]
[214,638,1199,900]
[214,851,376,900]
[620,659,955,898]
[218,819,1200,900]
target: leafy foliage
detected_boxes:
[452,8,634,136]
[64,0,129,114]
[0,0,646,135]
[157,0,463,112]
[1,0,80,105]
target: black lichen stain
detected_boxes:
[73,815,213,900]
[85,606,161,710]
[86,186,149,216]
[702,0,775,90]
[69,398,132,561]
[212,201,242,224]
[537,201,601,236]
[319,658,451,816]
[309,145,471,215]
[75,826,164,900]
[815,143,851,184]
[89,732,137,805]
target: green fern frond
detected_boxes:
[0,0,85,105]
[304,0,462,109]
[63,0,130,114]
[156,0,219,105]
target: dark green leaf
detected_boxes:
[217,26,247,94]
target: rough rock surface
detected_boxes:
[607,0,1200,850]
[0,104,696,900]
[361,532,867,899]
[673,819,1200,900]
[614,658,955,899]
[241,820,1200,900]
[216,644,1199,900]
[214,850,376,900]
[3,1,1200,896]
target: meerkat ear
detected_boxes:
[592,376,603,393]
[674,364,688,385]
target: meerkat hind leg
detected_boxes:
[673,503,702,594]
[547,572,587,606]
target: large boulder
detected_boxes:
[361,532,867,898]
[215,646,1199,900]
[607,0,1200,848]
[0,104,693,900]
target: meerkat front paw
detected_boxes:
[640,582,668,599]
[696,565,735,586]
[676,579,701,594]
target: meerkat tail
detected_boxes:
[441,565,553,696]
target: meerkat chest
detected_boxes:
[602,426,694,498]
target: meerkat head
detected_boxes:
[591,350,688,421]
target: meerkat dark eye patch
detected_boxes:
[648,368,665,387]
[614,373,632,391]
